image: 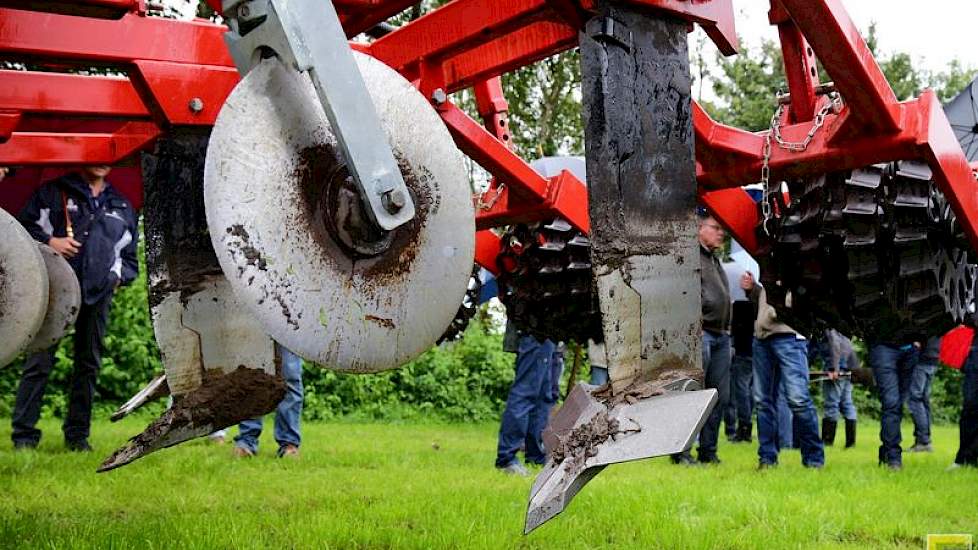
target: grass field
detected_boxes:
[0,417,975,549]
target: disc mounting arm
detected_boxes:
[221,0,415,231]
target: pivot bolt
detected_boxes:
[431,88,447,106]
[382,189,407,213]
[188,97,205,113]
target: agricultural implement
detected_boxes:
[1,0,977,534]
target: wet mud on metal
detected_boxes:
[142,129,224,310]
[98,366,285,472]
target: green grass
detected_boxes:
[0,417,975,549]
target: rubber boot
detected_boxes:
[736,422,752,443]
[822,418,837,446]
[845,419,856,449]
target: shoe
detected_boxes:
[233,446,255,458]
[844,420,856,449]
[670,452,699,466]
[498,461,530,477]
[66,439,93,452]
[946,462,962,471]
[757,461,778,470]
[735,424,753,443]
[208,434,226,445]
[907,443,933,453]
[276,444,300,458]
[821,418,837,446]
[803,462,824,470]
[13,441,38,451]
[885,462,902,471]
[698,455,722,465]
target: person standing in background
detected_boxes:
[907,336,941,453]
[820,329,860,449]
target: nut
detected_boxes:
[430,88,447,106]
[188,97,205,113]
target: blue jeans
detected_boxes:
[731,354,754,430]
[698,331,731,459]
[496,336,557,467]
[907,362,937,445]
[776,387,794,449]
[869,344,918,465]
[822,378,857,421]
[234,346,303,453]
[753,335,824,467]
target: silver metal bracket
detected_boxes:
[221,0,415,231]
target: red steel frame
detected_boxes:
[1,0,977,271]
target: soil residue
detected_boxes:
[98,366,285,472]
[142,129,225,310]
[292,143,431,288]
[364,314,395,329]
[549,411,619,471]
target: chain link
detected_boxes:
[474,183,506,211]
[760,93,843,235]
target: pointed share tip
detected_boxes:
[523,383,717,534]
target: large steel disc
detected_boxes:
[205,54,474,373]
[0,208,49,367]
[26,243,81,353]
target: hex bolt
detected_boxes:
[238,3,250,17]
[430,88,447,106]
[188,97,205,113]
[382,189,407,213]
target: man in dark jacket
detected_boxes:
[674,212,731,465]
[12,165,138,451]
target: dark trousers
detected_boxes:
[11,295,112,445]
[956,343,978,466]
[731,354,754,430]
[869,344,918,465]
[697,330,731,459]
[907,362,937,446]
[496,336,557,468]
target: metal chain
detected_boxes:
[474,183,506,211]
[760,93,843,235]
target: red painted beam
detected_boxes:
[770,1,817,124]
[0,121,160,165]
[776,0,900,134]
[475,230,503,275]
[694,99,922,190]
[0,70,149,118]
[0,8,232,66]
[441,20,577,94]
[916,90,978,252]
[368,0,553,72]
[131,60,238,125]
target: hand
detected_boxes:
[0,167,8,182]
[740,271,755,291]
[48,236,81,259]
[828,370,840,380]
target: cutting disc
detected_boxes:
[0,208,49,367]
[204,54,474,373]
[26,243,81,353]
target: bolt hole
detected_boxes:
[807,46,813,57]
[502,133,510,141]
[810,67,817,78]
[499,119,506,127]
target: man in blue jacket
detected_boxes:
[12,165,138,452]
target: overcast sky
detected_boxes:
[715,0,978,73]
